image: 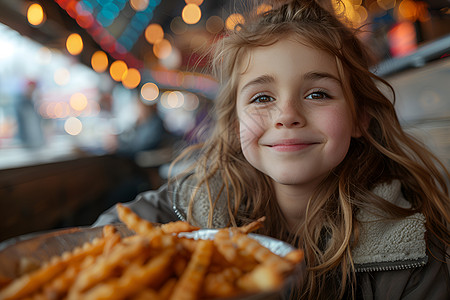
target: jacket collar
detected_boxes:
[352,180,427,272]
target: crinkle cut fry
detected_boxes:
[160,221,200,234]
[41,263,79,299]
[0,226,113,300]
[116,203,155,236]
[81,247,176,300]
[213,228,237,262]
[169,239,214,300]
[237,263,284,292]
[67,235,149,299]
[238,217,266,234]
[232,231,292,271]
[203,267,243,298]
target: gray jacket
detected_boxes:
[93,175,450,300]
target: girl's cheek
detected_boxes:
[238,117,264,149]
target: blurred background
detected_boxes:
[0,0,449,242]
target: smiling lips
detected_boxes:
[266,139,318,152]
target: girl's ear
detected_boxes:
[352,111,371,138]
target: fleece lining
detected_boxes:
[352,180,427,266]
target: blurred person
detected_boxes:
[14,80,45,148]
[104,97,172,207]
[112,98,166,159]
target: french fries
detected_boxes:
[0,203,304,300]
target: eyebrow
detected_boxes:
[239,71,341,93]
[303,71,341,84]
[239,74,275,93]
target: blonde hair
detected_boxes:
[171,0,450,298]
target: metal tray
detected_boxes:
[0,224,304,299]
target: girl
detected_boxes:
[95,0,450,298]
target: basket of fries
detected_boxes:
[0,204,305,300]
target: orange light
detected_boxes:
[182,4,202,25]
[225,13,245,31]
[70,93,88,111]
[144,23,164,44]
[109,60,128,82]
[27,3,45,26]
[185,0,204,5]
[91,50,108,73]
[130,0,149,11]
[122,68,141,89]
[153,39,172,59]
[66,33,83,55]
[256,4,272,15]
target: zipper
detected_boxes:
[171,173,191,222]
[355,256,428,272]
[172,203,186,221]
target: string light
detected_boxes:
[91,50,109,73]
[110,60,128,81]
[225,13,245,31]
[66,33,83,55]
[153,39,172,59]
[182,4,202,25]
[27,3,45,26]
[144,23,164,44]
[122,68,141,89]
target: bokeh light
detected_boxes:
[225,13,245,31]
[182,4,202,25]
[91,50,108,73]
[161,91,184,109]
[130,0,149,11]
[170,17,188,34]
[206,16,224,34]
[70,93,88,111]
[185,0,204,5]
[27,3,45,26]
[122,68,141,89]
[256,4,272,15]
[110,60,128,82]
[183,92,200,111]
[64,117,83,135]
[145,23,164,44]
[54,68,70,86]
[153,39,172,59]
[66,33,83,55]
[141,82,159,101]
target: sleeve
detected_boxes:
[92,183,180,227]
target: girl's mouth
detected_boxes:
[268,139,317,152]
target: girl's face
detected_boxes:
[236,38,361,190]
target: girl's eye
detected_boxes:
[306,91,330,100]
[251,94,274,103]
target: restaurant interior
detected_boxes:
[0,0,449,243]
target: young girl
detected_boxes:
[95,0,450,298]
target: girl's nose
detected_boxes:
[274,99,305,128]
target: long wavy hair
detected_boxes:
[170,0,450,298]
